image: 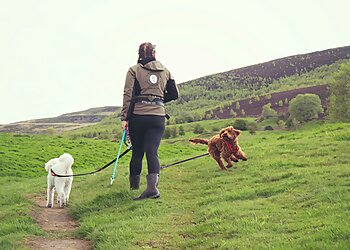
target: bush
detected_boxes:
[262,103,277,118]
[179,126,185,136]
[247,123,258,135]
[163,128,171,139]
[170,126,177,138]
[233,119,247,130]
[277,120,286,129]
[193,124,205,134]
[264,125,274,131]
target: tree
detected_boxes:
[262,103,277,118]
[235,102,240,110]
[288,94,323,123]
[230,109,237,118]
[328,61,350,122]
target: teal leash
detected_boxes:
[110,129,127,185]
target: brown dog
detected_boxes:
[189,126,247,170]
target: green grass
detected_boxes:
[0,122,349,249]
[0,177,44,249]
[0,134,122,177]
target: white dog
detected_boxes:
[44,153,74,208]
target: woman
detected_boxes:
[121,42,179,200]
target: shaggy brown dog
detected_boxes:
[189,126,247,170]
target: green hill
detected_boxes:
[2,45,350,136]
[0,106,120,134]
[167,46,350,121]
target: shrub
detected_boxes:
[277,120,286,129]
[179,126,185,136]
[233,119,247,130]
[247,123,258,135]
[163,128,171,139]
[170,126,177,138]
[264,125,274,131]
[262,103,277,118]
[193,124,205,134]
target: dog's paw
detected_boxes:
[46,204,52,208]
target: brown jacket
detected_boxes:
[121,60,178,121]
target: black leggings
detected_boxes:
[128,115,165,175]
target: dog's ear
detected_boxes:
[219,128,226,138]
[234,129,241,136]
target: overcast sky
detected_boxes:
[1,0,349,124]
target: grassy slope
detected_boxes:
[0,122,350,249]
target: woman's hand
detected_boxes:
[121,121,128,131]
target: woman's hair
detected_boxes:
[138,42,156,62]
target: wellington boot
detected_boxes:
[134,173,160,200]
[129,175,140,190]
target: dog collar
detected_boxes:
[50,169,57,176]
[224,141,238,154]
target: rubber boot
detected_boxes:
[134,173,160,200]
[129,175,140,190]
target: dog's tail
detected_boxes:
[189,138,209,145]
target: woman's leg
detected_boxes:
[128,115,145,176]
[143,116,165,174]
[133,115,165,200]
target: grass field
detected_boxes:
[0,121,349,249]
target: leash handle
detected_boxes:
[110,129,127,185]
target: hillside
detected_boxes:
[0,106,120,134]
[166,46,350,120]
[1,45,349,134]
[208,84,329,119]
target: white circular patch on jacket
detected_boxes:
[149,74,158,84]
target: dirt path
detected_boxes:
[25,196,91,250]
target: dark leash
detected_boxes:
[51,148,132,178]
[160,152,209,169]
[51,150,208,177]
[51,127,209,177]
